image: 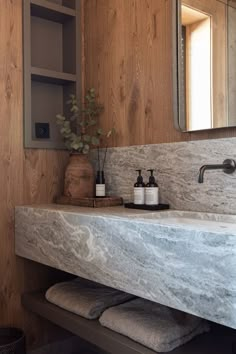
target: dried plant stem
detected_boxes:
[102,146,108,171]
[97,147,101,171]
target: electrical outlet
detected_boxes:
[35,123,50,139]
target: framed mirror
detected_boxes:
[173,0,236,132]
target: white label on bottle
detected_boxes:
[96,184,106,197]
[145,187,159,205]
[134,188,145,205]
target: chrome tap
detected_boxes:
[198,159,236,183]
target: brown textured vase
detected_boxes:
[64,154,94,198]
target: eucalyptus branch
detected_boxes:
[56,88,115,154]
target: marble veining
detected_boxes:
[15,205,236,329]
[91,137,236,214]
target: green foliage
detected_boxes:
[56,88,115,154]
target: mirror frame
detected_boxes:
[172,0,235,132]
[173,0,185,132]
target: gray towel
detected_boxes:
[45,277,135,320]
[99,298,210,352]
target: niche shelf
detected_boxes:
[23,0,81,149]
[31,67,77,85]
[30,0,76,23]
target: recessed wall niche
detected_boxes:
[23,0,80,149]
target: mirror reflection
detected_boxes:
[177,0,236,131]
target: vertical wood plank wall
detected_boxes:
[84,0,236,147]
[0,0,69,348]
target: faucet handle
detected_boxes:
[223,159,236,174]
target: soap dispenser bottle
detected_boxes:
[134,170,145,205]
[145,169,159,205]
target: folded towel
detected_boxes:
[45,277,135,320]
[99,298,210,352]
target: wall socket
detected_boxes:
[35,123,50,139]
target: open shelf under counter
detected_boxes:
[31,66,77,85]
[22,291,156,354]
[31,0,76,23]
[22,291,236,354]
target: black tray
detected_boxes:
[124,203,169,211]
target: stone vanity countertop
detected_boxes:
[15,204,236,329]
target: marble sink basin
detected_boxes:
[15,205,236,330]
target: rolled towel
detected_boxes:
[45,277,135,320]
[99,298,210,352]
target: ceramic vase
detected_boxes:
[64,154,94,198]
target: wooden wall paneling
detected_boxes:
[23,150,68,204]
[81,0,85,98]
[84,0,188,146]
[84,0,236,146]
[0,0,69,350]
[84,0,127,147]
[0,0,24,327]
[142,0,183,144]
[124,0,145,146]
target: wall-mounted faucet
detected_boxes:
[198,159,236,183]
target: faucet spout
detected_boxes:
[198,165,208,183]
[198,159,236,183]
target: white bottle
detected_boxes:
[96,184,105,197]
[134,170,145,205]
[145,169,159,205]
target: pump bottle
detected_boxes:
[134,170,145,205]
[145,169,159,205]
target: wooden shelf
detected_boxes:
[22,291,236,354]
[31,67,76,85]
[31,0,76,23]
[22,291,158,354]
